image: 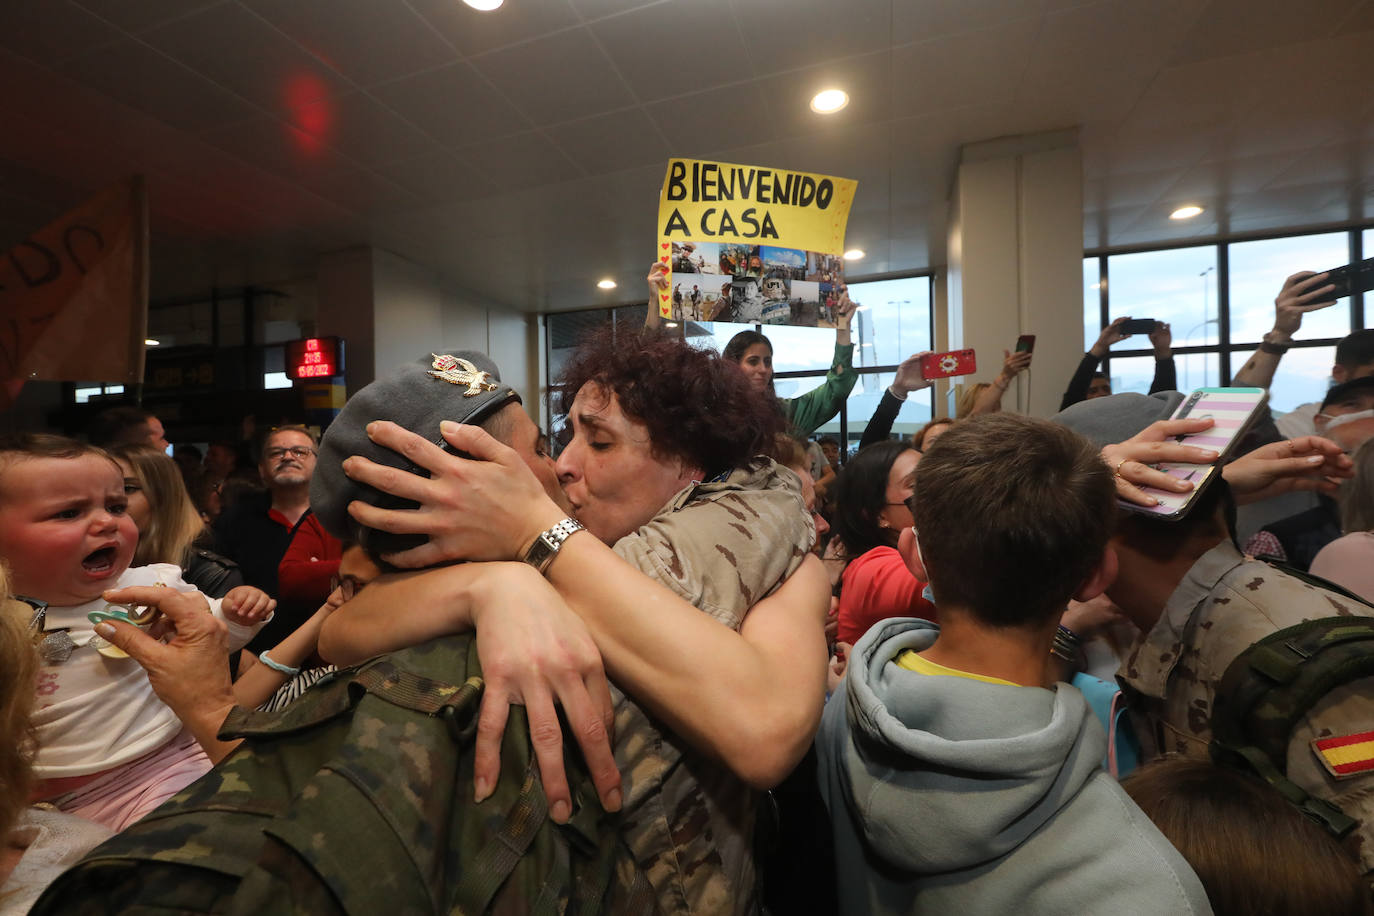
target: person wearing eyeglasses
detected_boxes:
[210,425,317,607]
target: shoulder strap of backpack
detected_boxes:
[1210,614,1374,838]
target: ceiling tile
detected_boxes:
[567,0,666,21]
[142,3,353,117]
[200,115,358,183]
[370,62,531,147]
[241,0,458,86]
[471,27,635,125]
[1262,145,1364,192]
[544,108,671,174]
[730,0,892,75]
[1168,0,1366,65]
[0,2,123,66]
[406,0,580,57]
[891,19,1040,118]
[458,131,583,190]
[297,168,425,215]
[644,81,775,155]
[60,39,260,133]
[288,92,444,167]
[72,0,227,33]
[1019,0,1207,102]
[589,0,753,103]
[892,0,1045,45]
[371,150,496,202]
[753,51,894,142]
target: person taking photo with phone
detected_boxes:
[1061,317,1175,410]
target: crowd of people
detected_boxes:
[1,264,1372,914]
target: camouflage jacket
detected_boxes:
[610,459,813,915]
[1119,539,1374,872]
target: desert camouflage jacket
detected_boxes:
[610,459,813,915]
[1119,539,1374,872]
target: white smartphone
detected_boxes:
[1122,387,1268,520]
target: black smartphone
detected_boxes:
[1015,334,1036,353]
[1120,318,1157,335]
[1313,256,1374,300]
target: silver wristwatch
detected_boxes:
[522,518,585,575]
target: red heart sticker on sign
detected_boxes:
[660,292,669,302]
[661,242,669,250]
[659,255,669,263]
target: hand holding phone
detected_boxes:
[1015,334,1036,353]
[1113,387,1268,519]
[920,349,977,381]
[1120,318,1158,335]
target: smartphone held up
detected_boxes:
[920,349,977,381]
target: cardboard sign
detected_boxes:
[655,159,856,326]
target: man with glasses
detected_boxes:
[211,426,319,651]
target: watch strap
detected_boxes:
[522,518,585,575]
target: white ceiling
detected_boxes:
[0,0,1371,312]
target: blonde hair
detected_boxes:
[1341,437,1374,534]
[0,561,38,841]
[111,444,206,568]
[955,382,992,420]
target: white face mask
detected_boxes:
[1321,408,1374,432]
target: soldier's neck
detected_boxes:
[1106,534,1224,634]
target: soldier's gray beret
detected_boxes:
[1051,390,1186,449]
[310,351,519,557]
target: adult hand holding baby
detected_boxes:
[95,586,241,763]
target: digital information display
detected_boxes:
[284,336,344,381]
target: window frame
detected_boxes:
[1085,223,1369,391]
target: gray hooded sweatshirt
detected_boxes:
[816,618,1212,915]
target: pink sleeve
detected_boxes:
[1310,533,1374,604]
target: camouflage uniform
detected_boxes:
[1119,539,1374,872]
[610,459,813,915]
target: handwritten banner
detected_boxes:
[655,159,856,326]
[0,176,148,385]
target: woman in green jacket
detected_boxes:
[647,261,859,437]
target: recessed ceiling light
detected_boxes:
[597,278,617,290]
[144,338,160,347]
[665,321,679,328]
[843,249,865,260]
[810,89,849,114]
[462,0,503,9]
[1169,205,1204,220]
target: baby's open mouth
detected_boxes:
[82,546,117,573]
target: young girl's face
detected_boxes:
[0,454,138,605]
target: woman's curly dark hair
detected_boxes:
[556,332,784,476]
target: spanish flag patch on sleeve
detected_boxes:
[1312,731,1374,778]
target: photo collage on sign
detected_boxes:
[669,242,845,327]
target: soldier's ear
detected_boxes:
[1073,545,1118,603]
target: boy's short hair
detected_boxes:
[0,433,117,500]
[1335,328,1374,372]
[909,414,1114,627]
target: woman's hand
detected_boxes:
[342,420,566,568]
[221,585,276,626]
[1221,436,1352,504]
[1100,418,1220,507]
[467,564,620,823]
[95,585,240,762]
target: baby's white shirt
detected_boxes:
[31,563,263,778]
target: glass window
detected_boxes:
[1266,345,1335,415]
[264,372,292,390]
[1108,352,1219,395]
[1083,258,1101,350]
[810,371,934,452]
[846,276,932,367]
[1228,232,1351,343]
[1105,246,1219,348]
[766,324,847,374]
